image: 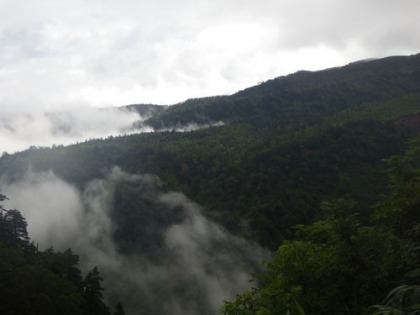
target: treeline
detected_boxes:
[0,119,412,249]
[144,54,420,131]
[1,55,419,251]
[0,194,124,315]
[222,135,420,314]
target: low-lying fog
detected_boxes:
[0,107,151,154]
[1,167,271,315]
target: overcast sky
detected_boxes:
[0,0,419,112]
[0,0,419,152]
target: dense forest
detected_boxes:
[0,53,420,314]
[222,136,420,314]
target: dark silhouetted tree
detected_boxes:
[3,209,29,245]
[0,194,29,248]
[83,267,110,315]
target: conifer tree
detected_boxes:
[83,267,111,315]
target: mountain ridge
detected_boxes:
[140,53,420,133]
[1,52,420,315]
[1,53,419,248]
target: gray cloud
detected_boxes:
[1,167,271,315]
[269,0,420,55]
[0,104,225,153]
[0,0,418,116]
[0,0,418,154]
[0,93,231,154]
[0,169,83,247]
[0,107,150,153]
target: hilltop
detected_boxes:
[1,53,420,314]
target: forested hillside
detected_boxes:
[144,53,420,131]
[0,53,420,314]
[222,135,420,314]
[2,54,419,247]
[0,195,117,315]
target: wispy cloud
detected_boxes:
[0,107,150,153]
[1,167,271,314]
[0,104,226,154]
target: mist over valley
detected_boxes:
[1,53,420,314]
[2,0,420,312]
[1,167,270,314]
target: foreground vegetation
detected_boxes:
[222,136,420,314]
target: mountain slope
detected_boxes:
[1,53,420,251]
[1,53,420,314]
[144,53,420,132]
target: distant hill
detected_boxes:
[143,53,420,132]
[2,53,420,250]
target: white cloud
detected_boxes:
[0,107,148,153]
[0,0,418,153]
[0,0,418,115]
[0,169,83,248]
[0,167,271,314]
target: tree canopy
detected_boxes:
[221,136,420,314]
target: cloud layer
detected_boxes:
[1,0,419,154]
[0,104,226,154]
[0,107,150,153]
[1,167,271,314]
[0,0,418,114]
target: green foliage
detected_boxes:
[374,137,420,241]
[37,248,83,289]
[222,136,420,315]
[111,179,186,257]
[371,285,420,315]
[0,119,411,249]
